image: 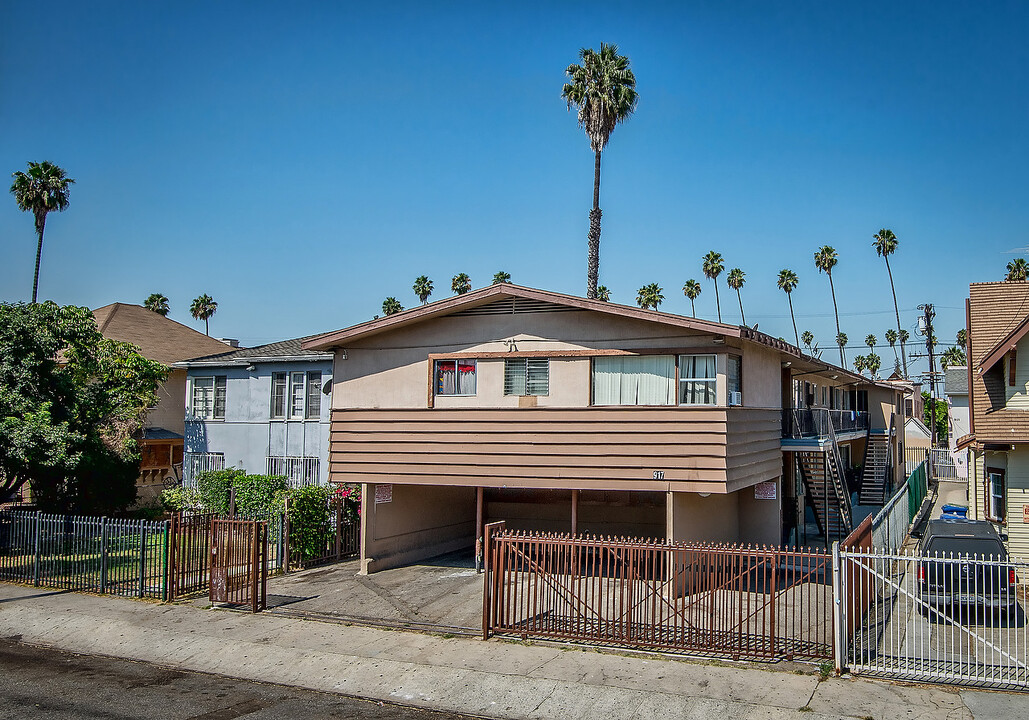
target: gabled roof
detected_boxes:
[174,336,333,367]
[978,313,1029,374]
[93,303,233,366]
[303,283,881,386]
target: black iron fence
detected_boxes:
[782,408,870,439]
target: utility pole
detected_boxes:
[920,303,938,447]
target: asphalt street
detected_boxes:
[0,639,481,720]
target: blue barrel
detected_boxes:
[941,504,968,518]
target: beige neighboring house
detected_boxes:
[965,282,1029,561]
[93,303,235,503]
[303,284,904,573]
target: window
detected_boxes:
[727,355,741,404]
[504,358,549,396]
[435,359,477,396]
[987,469,1006,521]
[679,354,717,405]
[272,371,323,419]
[191,376,226,419]
[821,385,828,407]
[593,356,675,405]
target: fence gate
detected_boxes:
[839,548,1029,690]
[209,519,267,612]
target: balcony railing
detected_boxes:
[781,408,869,439]
[266,456,321,486]
[182,452,225,485]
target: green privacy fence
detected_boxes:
[906,460,928,523]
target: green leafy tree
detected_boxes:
[702,251,725,322]
[682,279,702,317]
[1006,258,1028,282]
[815,246,844,365]
[562,43,639,299]
[595,285,611,302]
[492,271,512,284]
[9,161,75,304]
[777,269,800,346]
[451,273,472,295]
[190,294,218,335]
[381,297,403,316]
[873,229,908,377]
[636,283,664,310]
[923,390,948,441]
[0,302,167,511]
[801,330,815,353]
[726,268,746,325]
[885,328,898,366]
[144,293,169,316]
[412,276,434,304]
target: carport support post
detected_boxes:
[475,487,484,572]
[832,541,844,673]
[571,489,579,536]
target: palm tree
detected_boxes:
[726,268,746,325]
[144,293,170,316]
[413,276,433,304]
[682,279,702,317]
[885,328,898,366]
[865,352,882,379]
[898,329,910,371]
[451,273,471,295]
[492,271,512,284]
[956,328,967,349]
[562,44,639,299]
[836,332,848,364]
[776,269,800,346]
[702,251,725,322]
[865,334,877,356]
[854,355,866,375]
[801,330,815,353]
[941,346,966,369]
[190,294,218,336]
[873,229,908,378]
[9,161,75,303]
[814,246,844,365]
[382,297,403,316]
[596,285,611,302]
[1006,258,1028,281]
[636,283,664,310]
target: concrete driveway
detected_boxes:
[264,550,484,632]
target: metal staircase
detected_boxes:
[797,423,853,540]
[858,414,895,505]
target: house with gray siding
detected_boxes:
[175,337,333,485]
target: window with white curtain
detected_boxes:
[435,359,477,396]
[191,376,226,419]
[504,358,549,396]
[592,356,676,406]
[678,354,717,405]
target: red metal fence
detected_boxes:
[167,512,217,599]
[483,522,832,661]
[209,518,267,612]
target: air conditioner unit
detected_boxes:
[729,391,743,406]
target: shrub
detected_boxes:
[331,483,362,524]
[159,485,203,512]
[286,484,332,560]
[233,474,288,517]
[194,468,245,514]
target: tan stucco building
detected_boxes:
[305,285,904,572]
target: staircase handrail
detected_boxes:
[826,421,853,532]
[882,412,895,496]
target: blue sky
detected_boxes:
[3,2,1026,378]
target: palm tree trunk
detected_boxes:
[788,293,799,346]
[713,281,721,323]
[885,256,908,378]
[586,150,603,299]
[205,317,209,336]
[31,213,46,304]
[690,299,695,318]
[829,272,844,365]
[736,289,745,325]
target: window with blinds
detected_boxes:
[504,358,550,396]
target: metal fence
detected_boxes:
[290,503,359,568]
[0,511,167,599]
[928,448,959,480]
[868,461,929,555]
[782,408,870,439]
[182,452,225,485]
[265,456,321,487]
[838,548,1029,690]
[483,522,832,661]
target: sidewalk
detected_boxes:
[0,583,1020,719]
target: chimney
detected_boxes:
[218,338,240,348]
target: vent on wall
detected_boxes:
[451,297,578,317]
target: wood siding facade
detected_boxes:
[329,406,781,493]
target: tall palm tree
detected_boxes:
[190,294,218,336]
[885,328,899,366]
[451,273,472,295]
[562,43,639,299]
[413,276,433,304]
[144,293,170,316]
[836,332,848,365]
[853,354,866,375]
[865,334,877,356]
[941,346,966,369]
[9,161,75,303]
[702,251,725,322]
[801,330,815,354]
[776,269,800,346]
[636,283,664,310]
[865,353,882,379]
[1006,258,1028,281]
[492,271,512,284]
[382,297,403,316]
[956,328,967,349]
[814,246,844,365]
[898,329,910,371]
[596,285,611,302]
[873,229,908,377]
[682,279,702,317]
[726,268,746,325]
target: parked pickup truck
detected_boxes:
[917,519,1017,614]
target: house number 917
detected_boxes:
[653,471,665,480]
